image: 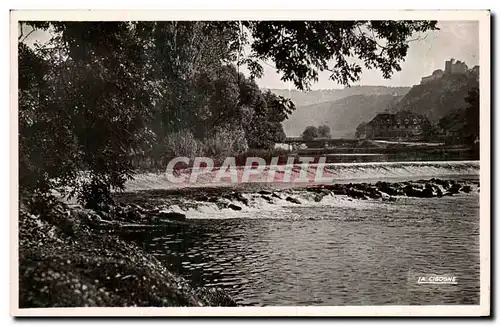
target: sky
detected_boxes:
[247,20,480,90]
[21,20,479,90]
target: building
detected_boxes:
[360,111,429,140]
[419,59,478,85]
[420,69,444,84]
[445,58,469,75]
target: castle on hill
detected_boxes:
[420,59,479,84]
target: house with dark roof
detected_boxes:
[359,111,429,140]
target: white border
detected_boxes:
[9,9,491,317]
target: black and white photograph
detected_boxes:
[10,10,490,317]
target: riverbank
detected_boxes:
[18,200,236,308]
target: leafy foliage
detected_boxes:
[302,126,319,141]
[437,87,480,144]
[19,20,436,209]
[242,21,438,90]
[19,22,151,207]
[318,125,331,138]
[464,87,479,140]
[395,73,479,123]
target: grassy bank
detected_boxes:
[18,199,236,308]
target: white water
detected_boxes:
[174,193,406,220]
[125,160,479,192]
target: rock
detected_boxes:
[313,194,324,202]
[258,190,272,195]
[229,192,249,206]
[227,204,242,211]
[261,195,273,203]
[413,183,424,190]
[365,187,381,199]
[356,183,369,192]
[380,192,395,201]
[376,182,399,196]
[461,185,472,193]
[286,196,301,204]
[421,187,434,198]
[441,180,450,189]
[401,185,431,198]
[327,184,347,195]
[155,211,186,222]
[271,192,282,199]
[347,188,367,199]
[325,183,344,191]
[449,183,461,194]
[402,185,415,196]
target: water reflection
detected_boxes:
[138,195,479,306]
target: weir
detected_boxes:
[125,160,480,191]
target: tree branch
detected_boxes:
[20,27,36,43]
[18,22,24,41]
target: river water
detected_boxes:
[134,186,480,306]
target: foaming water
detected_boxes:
[125,161,479,191]
[121,164,480,306]
[177,191,401,220]
[124,178,480,221]
[137,194,480,306]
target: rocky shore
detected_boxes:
[305,177,478,201]
[19,200,236,308]
[113,178,479,215]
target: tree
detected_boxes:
[243,89,291,149]
[318,125,331,138]
[464,87,479,142]
[421,119,438,140]
[19,20,438,210]
[302,126,319,141]
[438,108,465,132]
[437,87,479,144]
[355,122,367,139]
[19,22,152,210]
[241,21,438,90]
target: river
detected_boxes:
[121,166,480,306]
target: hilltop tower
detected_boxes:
[445,58,455,74]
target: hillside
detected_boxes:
[393,73,479,123]
[282,94,403,138]
[269,86,411,107]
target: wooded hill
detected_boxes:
[393,73,479,123]
[277,87,409,138]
